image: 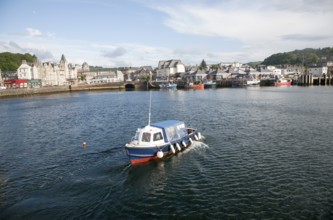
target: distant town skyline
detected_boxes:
[0,0,332,67]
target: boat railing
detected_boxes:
[130,136,137,142]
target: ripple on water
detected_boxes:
[1,88,333,219]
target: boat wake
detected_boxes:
[184,140,209,153]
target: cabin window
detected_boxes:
[153,132,163,141]
[142,132,151,142]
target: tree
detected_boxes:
[0,52,37,72]
[199,59,207,70]
[262,47,333,66]
[211,64,220,70]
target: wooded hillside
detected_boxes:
[262,47,333,66]
[0,52,37,72]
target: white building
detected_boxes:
[259,65,282,78]
[38,62,55,86]
[220,61,242,68]
[183,69,207,82]
[266,66,282,75]
[157,59,185,79]
[17,60,39,80]
[230,68,247,75]
[87,70,124,84]
[0,69,3,86]
[247,69,261,78]
[308,66,328,76]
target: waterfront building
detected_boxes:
[230,67,247,75]
[208,69,230,80]
[0,69,3,86]
[219,61,243,69]
[259,65,282,78]
[4,79,29,88]
[183,69,207,82]
[38,62,56,86]
[280,65,305,76]
[82,62,90,72]
[308,66,328,76]
[87,70,124,84]
[130,67,153,81]
[5,60,41,88]
[17,60,39,80]
[157,59,185,80]
[246,69,261,79]
[37,55,78,86]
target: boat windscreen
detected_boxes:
[141,132,151,142]
[165,124,186,142]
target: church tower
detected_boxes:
[59,54,69,72]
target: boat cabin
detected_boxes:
[130,120,187,147]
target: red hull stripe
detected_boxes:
[130,156,157,165]
[129,152,174,165]
[276,82,291,86]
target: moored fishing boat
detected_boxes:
[244,78,260,86]
[204,81,217,88]
[275,78,292,86]
[232,78,260,87]
[185,82,204,90]
[159,83,177,90]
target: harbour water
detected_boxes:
[1,87,333,219]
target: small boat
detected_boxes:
[125,120,203,164]
[125,92,203,165]
[159,83,177,90]
[275,78,291,86]
[204,81,217,88]
[186,82,204,90]
[232,78,260,87]
[244,78,260,86]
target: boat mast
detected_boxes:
[148,90,152,126]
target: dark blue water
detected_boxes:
[1,87,333,219]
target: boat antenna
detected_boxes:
[148,90,152,126]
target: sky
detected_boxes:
[0,0,332,67]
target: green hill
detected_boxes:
[0,52,37,72]
[262,47,333,66]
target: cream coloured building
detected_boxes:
[37,55,79,86]
[156,59,185,79]
[17,60,39,80]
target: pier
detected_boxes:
[297,74,332,86]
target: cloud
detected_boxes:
[0,41,54,60]
[280,34,331,42]
[151,1,333,40]
[103,47,127,58]
[30,49,54,60]
[26,28,43,37]
[9,41,24,52]
[8,27,55,38]
[143,0,333,61]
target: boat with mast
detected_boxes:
[124,92,203,165]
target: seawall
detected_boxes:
[0,83,125,99]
